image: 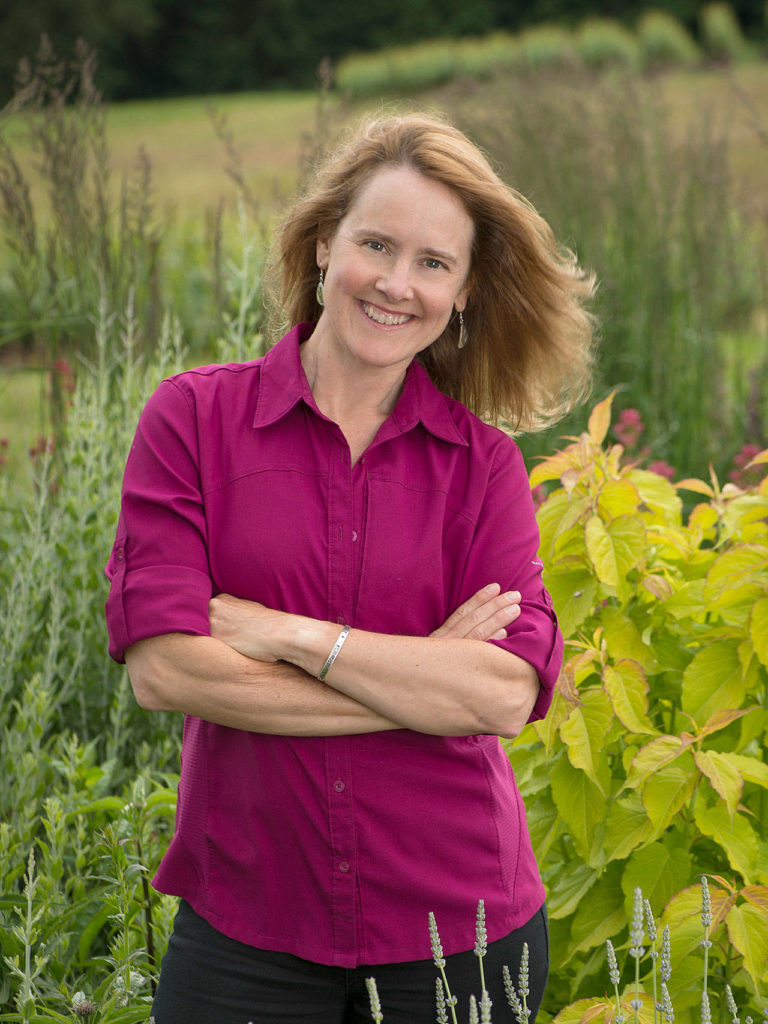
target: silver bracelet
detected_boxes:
[317,625,351,681]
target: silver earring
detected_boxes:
[457,310,468,349]
[316,269,325,307]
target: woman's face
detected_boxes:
[314,164,474,376]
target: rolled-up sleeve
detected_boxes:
[105,379,212,662]
[462,437,563,722]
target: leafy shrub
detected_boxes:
[513,26,580,72]
[575,19,642,71]
[505,393,768,1020]
[637,10,701,69]
[698,3,749,62]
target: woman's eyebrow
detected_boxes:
[350,227,461,266]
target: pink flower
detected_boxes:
[614,408,645,450]
[531,484,547,510]
[728,443,765,489]
[647,459,676,481]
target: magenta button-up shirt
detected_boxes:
[105,323,562,967]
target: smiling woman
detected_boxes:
[106,112,596,1023]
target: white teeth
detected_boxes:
[362,302,411,326]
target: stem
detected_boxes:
[136,835,157,996]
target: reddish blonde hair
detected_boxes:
[268,112,596,430]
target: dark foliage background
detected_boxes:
[1,0,766,101]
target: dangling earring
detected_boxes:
[316,269,325,307]
[457,310,468,350]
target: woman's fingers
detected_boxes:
[431,584,521,640]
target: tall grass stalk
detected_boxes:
[447,70,765,478]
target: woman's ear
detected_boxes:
[316,236,330,269]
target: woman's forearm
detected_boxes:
[124,633,402,736]
[280,621,540,739]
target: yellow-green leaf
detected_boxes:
[641,758,697,831]
[742,885,768,914]
[629,468,683,524]
[531,451,579,488]
[552,999,614,1024]
[559,690,614,791]
[544,569,597,638]
[597,478,641,520]
[750,596,768,668]
[694,803,758,883]
[585,514,646,597]
[725,752,768,790]
[601,607,656,671]
[603,660,656,735]
[676,478,715,497]
[725,903,768,990]
[626,735,688,789]
[663,580,707,620]
[693,750,743,818]
[587,391,615,445]
[621,842,693,918]
[681,641,746,728]
[604,793,655,863]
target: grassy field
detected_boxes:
[1,62,767,480]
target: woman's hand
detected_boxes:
[209,594,299,663]
[430,582,520,641]
[210,584,519,661]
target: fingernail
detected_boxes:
[503,591,521,603]
[484,582,500,593]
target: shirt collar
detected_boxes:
[253,323,468,448]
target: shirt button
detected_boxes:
[115,547,124,561]
[351,530,358,542]
[333,779,346,793]
[336,614,345,625]
[339,860,350,873]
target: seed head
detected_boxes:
[480,989,493,1024]
[72,993,97,1019]
[702,990,712,1024]
[630,887,645,959]
[366,978,383,1023]
[519,942,529,999]
[661,982,674,1024]
[606,938,621,986]
[429,912,445,968]
[701,876,712,930]
[470,995,479,1024]
[474,899,487,959]
[660,926,671,983]
[436,978,449,1024]
[725,984,739,1024]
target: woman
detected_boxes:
[105,112,594,1023]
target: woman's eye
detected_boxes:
[424,258,446,271]
[366,240,386,253]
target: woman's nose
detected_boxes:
[376,259,414,302]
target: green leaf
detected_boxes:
[621,841,693,918]
[694,802,758,882]
[641,757,697,831]
[603,660,656,735]
[544,569,597,637]
[585,514,646,598]
[681,640,747,727]
[558,689,614,792]
[600,607,656,671]
[725,903,768,990]
[587,391,615,445]
[546,859,600,919]
[550,754,607,863]
[693,750,743,817]
[750,596,768,668]
[567,862,626,958]
[662,580,708,620]
[603,792,655,863]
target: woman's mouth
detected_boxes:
[360,301,413,326]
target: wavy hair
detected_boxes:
[267,112,596,430]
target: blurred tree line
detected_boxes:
[0,0,765,100]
